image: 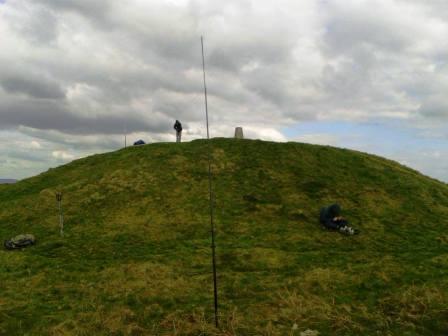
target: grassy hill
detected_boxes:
[1,138,448,335]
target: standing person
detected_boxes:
[174,120,182,143]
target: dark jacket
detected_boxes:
[320,204,346,230]
[174,120,182,132]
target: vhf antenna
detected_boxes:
[124,119,127,148]
[201,35,219,328]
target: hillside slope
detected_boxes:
[1,139,448,335]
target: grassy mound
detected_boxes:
[1,139,448,335]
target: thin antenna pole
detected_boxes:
[56,192,64,237]
[124,120,127,148]
[201,35,219,328]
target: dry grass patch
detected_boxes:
[380,285,448,325]
[276,289,365,334]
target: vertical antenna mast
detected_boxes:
[56,192,64,237]
[124,120,127,148]
[201,35,219,328]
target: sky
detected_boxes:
[0,0,447,181]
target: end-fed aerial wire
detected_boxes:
[201,35,219,328]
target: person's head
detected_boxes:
[328,204,341,218]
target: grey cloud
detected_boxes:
[22,5,59,44]
[323,16,410,56]
[152,90,203,122]
[0,99,75,130]
[18,127,121,151]
[0,98,171,134]
[6,150,47,163]
[321,1,426,57]
[1,76,65,99]
[418,95,448,118]
[2,1,59,45]
[38,0,113,26]
[2,0,446,129]
[208,37,294,72]
[1,0,302,136]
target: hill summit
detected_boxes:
[1,139,448,335]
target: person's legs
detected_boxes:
[336,219,348,227]
[324,218,358,235]
[324,219,342,230]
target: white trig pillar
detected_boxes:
[234,127,244,139]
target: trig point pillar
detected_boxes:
[234,127,244,139]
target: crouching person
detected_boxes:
[319,204,358,235]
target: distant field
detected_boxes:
[0,139,447,335]
[0,179,17,184]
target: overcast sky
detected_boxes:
[0,0,447,181]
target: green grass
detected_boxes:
[1,138,448,335]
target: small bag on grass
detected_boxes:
[4,234,36,250]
